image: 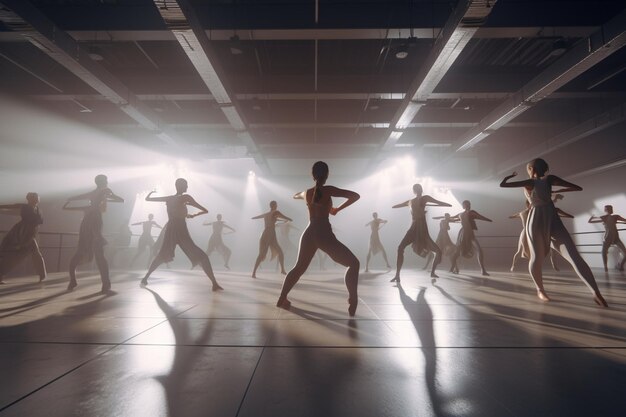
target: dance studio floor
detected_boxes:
[1,266,625,417]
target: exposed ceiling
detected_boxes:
[0,0,625,178]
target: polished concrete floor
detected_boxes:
[1,263,625,417]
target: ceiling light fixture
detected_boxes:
[229,35,243,55]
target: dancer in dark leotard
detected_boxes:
[277,161,360,316]
[365,212,391,272]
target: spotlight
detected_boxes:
[248,170,256,178]
[395,44,409,59]
[87,46,104,61]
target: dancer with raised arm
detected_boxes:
[365,212,391,272]
[65,174,123,292]
[589,205,626,271]
[204,214,235,270]
[140,178,222,290]
[500,158,607,306]
[0,193,46,284]
[277,161,360,316]
[427,213,459,270]
[449,200,492,276]
[251,201,292,278]
[390,184,452,283]
[130,214,162,267]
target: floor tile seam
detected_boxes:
[234,345,267,417]
[111,343,626,349]
[116,304,198,345]
[0,341,121,413]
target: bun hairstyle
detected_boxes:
[528,158,549,177]
[312,161,329,203]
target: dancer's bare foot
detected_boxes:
[140,278,148,287]
[280,270,287,275]
[67,279,77,291]
[430,272,439,279]
[537,290,551,302]
[348,299,358,317]
[101,282,111,293]
[390,276,400,283]
[510,266,515,272]
[482,270,490,277]
[38,275,46,283]
[251,273,257,279]
[593,292,608,307]
[276,297,291,310]
[212,284,224,291]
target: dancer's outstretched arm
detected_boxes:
[0,204,20,215]
[472,210,493,222]
[145,191,168,202]
[224,224,236,232]
[275,211,293,222]
[424,195,452,207]
[106,189,124,203]
[153,222,163,229]
[499,171,533,189]
[62,202,89,211]
[131,221,143,226]
[251,211,268,219]
[67,191,94,201]
[392,199,411,209]
[615,215,626,224]
[509,212,521,219]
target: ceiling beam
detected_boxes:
[152,0,268,173]
[0,27,598,42]
[487,101,626,179]
[0,0,185,147]
[375,0,499,160]
[446,8,626,158]
[28,91,626,102]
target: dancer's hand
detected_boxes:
[510,171,517,177]
[186,213,196,219]
[330,207,339,216]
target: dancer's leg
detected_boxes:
[601,241,610,272]
[252,236,270,278]
[365,248,372,272]
[473,238,489,276]
[551,220,605,306]
[320,237,360,316]
[616,240,626,271]
[511,233,524,272]
[277,228,316,308]
[427,238,442,278]
[381,247,391,268]
[93,246,110,292]
[392,230,413,282]
[274,243,286,274]
[30,241,46,281]
[223,245,232,269]
[68,251,81,290]
[527,221,549,300]
[549,249,560,271]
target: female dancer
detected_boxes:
[130,214,162,267]
[251,201,292,278]
[390,184,452,282]
[204,214,235,269]
[66,175,123,292]
[0,192,46,283]
[365,212,391,272]
[140,178,222,290]
[589,205,626,271]
[426,213,458,269]
[500,158,607,306]
[509,199,572,272]
[449,200,492,276]
[276,161,360,316]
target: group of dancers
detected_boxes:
[1,158,624,313]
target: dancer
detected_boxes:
[365,212,391,272]
[276,220,298,270]
[390,184,452,283]
[65,175,123,292]
[204,214,235,269]
[140,178,222,290]
[424,213,459,270]
[130,214,162,267]
[0,192,46,283]
[509,200,572,272]
[449,200,492,276]
[276,161,360,316]
[251,201,292,278]
[500,158,607,306]
[589,205,626,271]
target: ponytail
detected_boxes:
[311,161,329,203]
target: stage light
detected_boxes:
[248,170,256,178]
